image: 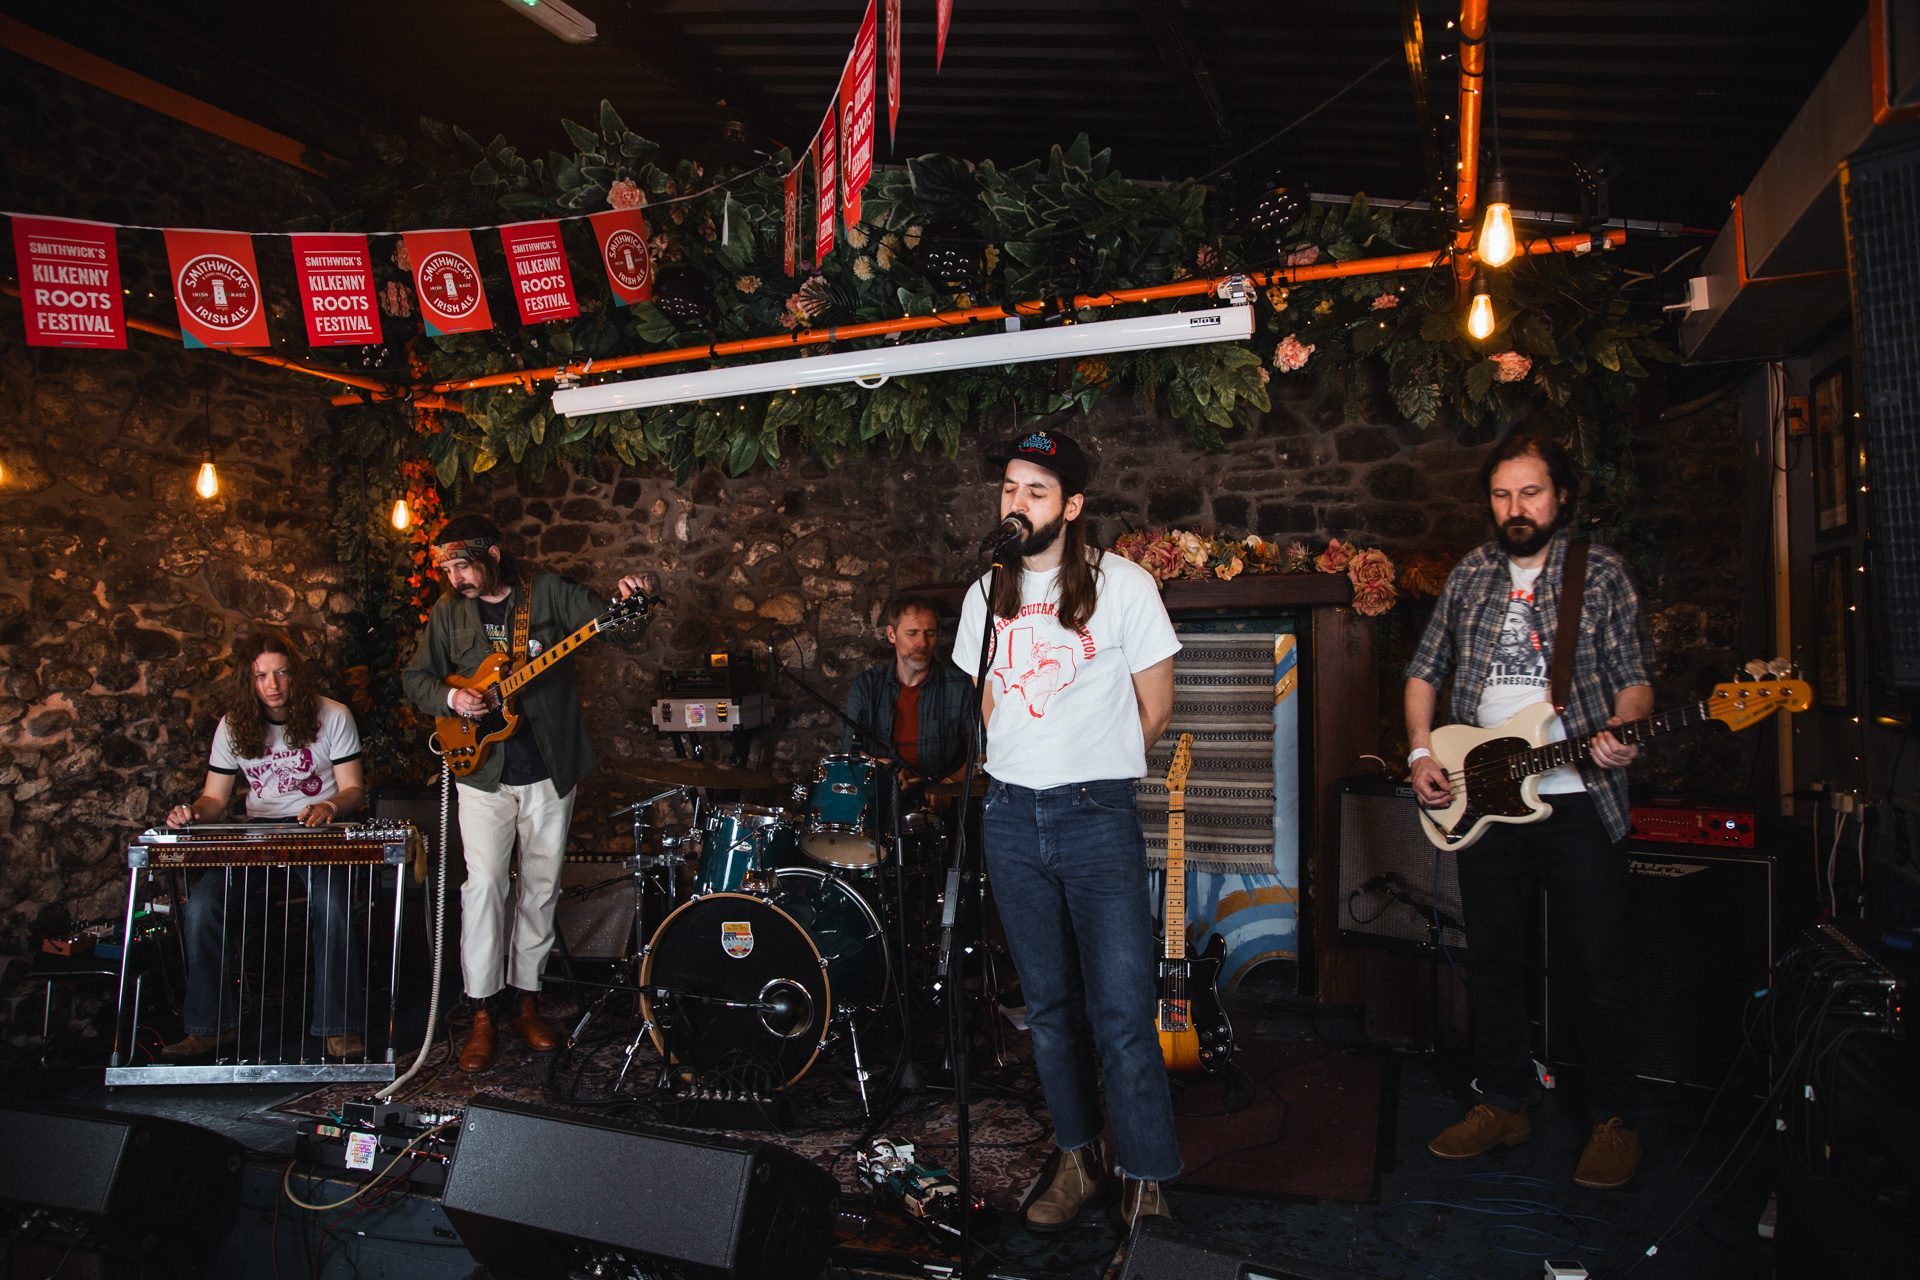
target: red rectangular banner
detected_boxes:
[937,0,953,70]
[783,164,801,277]
[588,208,654,306]
[886,0,902,149]
[405,229,493,336]
[290,233,378,347]
[815,113,838,264]
[164,228,269,348]
[840,2,877,226]
[499,221,579,324]
[10,215,125,349]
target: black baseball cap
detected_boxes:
[989,428,1088,496]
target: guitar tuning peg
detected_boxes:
[1767,657,1793,677]
[1743,660,1769,678]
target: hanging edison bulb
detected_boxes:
[195,455,220,499]
[1476,170,1518,268]
[391,497,412,530]
[1466,272,1496,340]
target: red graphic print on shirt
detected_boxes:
[243,748,325,800]
[990,605,1098,718]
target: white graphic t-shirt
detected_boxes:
[954,552,1181,789]
[1477,561,1584,794]
[209,697,363,818]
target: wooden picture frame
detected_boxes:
[1812,360,1853,539]
[1812,548,1852,710]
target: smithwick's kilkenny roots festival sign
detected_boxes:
[404,228,494,336]
[11,215,126,349]
[815,105,839,264]
[163,229,271,349]
[589,208,654,306]
[290,233,380,347]
[840,0,877,227]
[500,220,580,325]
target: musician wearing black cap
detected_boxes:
[952,429,1185,1231]
[401,514,653,1073]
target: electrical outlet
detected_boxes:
[1831,791,1856,813]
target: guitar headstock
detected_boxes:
[1165,733,1194,792]
[1707,677,1813,731]
[600,591,654,636]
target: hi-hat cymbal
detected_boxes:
[607,757,777,790]
[925,775,990,798]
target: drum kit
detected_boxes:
[590,750,963,1113]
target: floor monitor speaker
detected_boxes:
[1116,1217,1375,1280]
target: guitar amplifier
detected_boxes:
[1335,775,1469,959]
[1542,845,1775,1090]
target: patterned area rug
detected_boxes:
[272,998,1053,1210]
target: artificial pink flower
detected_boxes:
[1352,582,1398,617]
[608,179,646,210]
[1286,245,1320,266]
[1371,293,1400,310]
[1315,538,1355,574]
[1347,547,1396,590]
[1492,350,1533,382]
[1274,335,1316,373]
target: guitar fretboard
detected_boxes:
[1164,797,1186,961]
[1507,700,1712,779]
[498,618,602,698]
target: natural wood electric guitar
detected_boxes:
[431,593,652,776]
[1156,733,1234,1075]
[1418,675,1811,851]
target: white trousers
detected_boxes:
[455,778,575,999]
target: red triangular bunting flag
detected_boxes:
[840,1,877,227]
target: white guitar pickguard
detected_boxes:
[1420,702,1565,851]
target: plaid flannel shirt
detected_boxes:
[1404,529,1655,842]
[841,658,974,781]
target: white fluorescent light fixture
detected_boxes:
[552,305,1255,417]
[498,0,597,44]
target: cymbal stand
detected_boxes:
[568,787,689,1049]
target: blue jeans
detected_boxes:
[180,865,364,1038]
[982,777,1183,1181]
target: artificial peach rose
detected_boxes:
[608,179,646,210]
[1274,335,1315,373]
[1137,539,1186,583]
[1214,555,1244,581]
[736,275,762,294]
[1371,293,1400,310]
[1286,245,1320,266]
[1352,582,1398,617]
[1492,350,1533,382]
[1315,538,1355,574]
[1347,547,1396,590]
[1174,530,1211,568]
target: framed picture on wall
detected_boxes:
[1812,548,1852,709]
[1812,360,1853,539]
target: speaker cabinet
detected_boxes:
[441,1095,838,1280]
[1116,1217,1372,1280]
[0,1102,243,1276]
[555,860,639,959]
[1543,846,1774,1089]
[1335,775,1469,958]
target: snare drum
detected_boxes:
[801,754,885,869]
[695,806,798,895]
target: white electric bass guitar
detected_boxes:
[1417,676,1810,851]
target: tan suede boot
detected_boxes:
[1117,1178,1174,1230]
[1428,1103,1532,1158]
[1024,1142,1115,1234]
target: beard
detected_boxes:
[1016,511,1064,558]
[1495,506,1568,558]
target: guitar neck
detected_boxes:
[1515,700,1712,778]
[497,618,602,698]
[1163,790,1186,961]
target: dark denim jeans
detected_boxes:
[1456,792,1637,1123]
[982,776,1183,1181]
[181,864,364,1037]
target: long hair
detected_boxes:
[435,513,523,597]
[990,512,1104,633]
[223,631,321,758]
[1478,432,1581,519]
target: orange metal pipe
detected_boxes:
[338,227,1616,407]
[1455,0,1490,296]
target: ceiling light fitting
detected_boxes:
[1476,170,1517,268]
[498,0,597,44]
[1466,271,1496,340]
[552,306,1256,418]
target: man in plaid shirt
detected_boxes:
[1405,433,1655,1191]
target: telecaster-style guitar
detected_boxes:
[1156,733,1234,1075]
[432,592,652,776]
[1418,675,1811,851]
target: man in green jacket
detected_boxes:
[403,514,652,1072]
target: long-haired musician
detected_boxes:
[952,429,1184,1231]
[160,631,367,1061]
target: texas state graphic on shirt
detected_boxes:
[990,605,1098,718]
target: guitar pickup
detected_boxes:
[1158,1000,1191,1032]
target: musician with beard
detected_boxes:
[953,430,1184,1231]
[1404,433,1655,1190]
[841,593,972,786]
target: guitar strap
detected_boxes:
[509,575,533,673]
[1549,540,1588,716]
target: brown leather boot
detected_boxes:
[459,1008,497,1073]
[1024,1142,1114,1234]
[1116,1178,1174,1230]
[1573,1117,1641,1189]
[508,994,560,1050]
[159,1029,237,1061]
[1428,1103,1532,1159]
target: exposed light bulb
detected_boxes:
[195,459,220,499]
[1476,170,1517,268]
[1466,275,1496,340]
[391,498,412,530]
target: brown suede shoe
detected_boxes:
[1116,1178,1174,1230]
[459,1008,497,1073]
[1428,1103,1532,1159]
[1574,1117,1641,1189]
[1025,1143,1115,1234]
[508,995,560,1050]
[160,1029,237,1061]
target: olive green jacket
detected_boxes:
[402,574,633,796]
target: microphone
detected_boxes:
[978,514,1028,554]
